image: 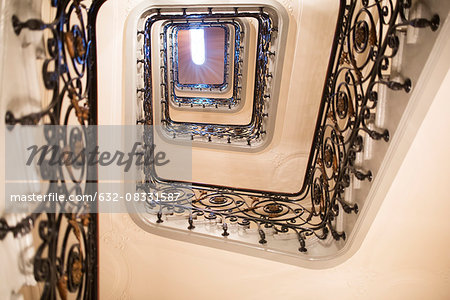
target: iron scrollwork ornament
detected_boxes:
[2,0,108,299]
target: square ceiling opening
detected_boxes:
[177,26,227,87]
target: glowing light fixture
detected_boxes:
[190,29,205,65]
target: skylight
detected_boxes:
[190,28,205,65]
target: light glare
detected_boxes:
[190,29,205,65]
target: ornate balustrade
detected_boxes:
[1,0,106,298]
[137,0,440,253]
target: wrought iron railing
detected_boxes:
[1,0,106,298]
[165,20,243,107]
[139,8,274,145]
[171,23,231,91]
[138,0,440,253]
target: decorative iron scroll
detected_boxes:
[140,1,440,252]
[139,8,274,145]
[2,0,106,298]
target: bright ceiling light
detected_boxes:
[190,29,205,65]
